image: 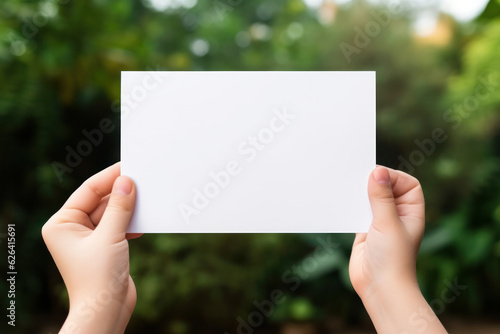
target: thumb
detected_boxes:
[368,167,400,230]
[96,176,136,239]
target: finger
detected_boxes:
[96,176,136,241]
[126,233,143,240]
[352,233,367,248]
[368,166,400,231]
[42,208,94,249]
[385,167,425,221]
[62,162,121,215]
[384,167,422,199]
[89,195,110,226]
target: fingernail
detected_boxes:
[373,167,390,184]
[113,176,132,195]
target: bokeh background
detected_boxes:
[1,0,500,333]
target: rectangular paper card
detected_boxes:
[121,71,375,233]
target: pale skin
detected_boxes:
[42,163,141,334]
[42,163,447,333]
[350,166,447,333]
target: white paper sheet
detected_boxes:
[121,71,375,233]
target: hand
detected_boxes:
[349,166,446,333]
[42,162,141,334]
[350,166,425,299]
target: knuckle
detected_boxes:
[376,194,395,204]
[373,187,394,202]
[107,198,133,214]
[41,222,53,243]
[83,179,106,200]
[401,171,421,189]
[409,175,421,188]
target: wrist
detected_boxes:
[361,274,420,304]
[60,299,131,334]
[361,280,447,334]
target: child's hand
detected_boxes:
[350,166,425,299]
[349,166,447,333]
[42,162,141,334]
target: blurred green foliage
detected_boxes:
[0,0,499,333]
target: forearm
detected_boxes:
[362,282,447,334]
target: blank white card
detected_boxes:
[121,71,375,233]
